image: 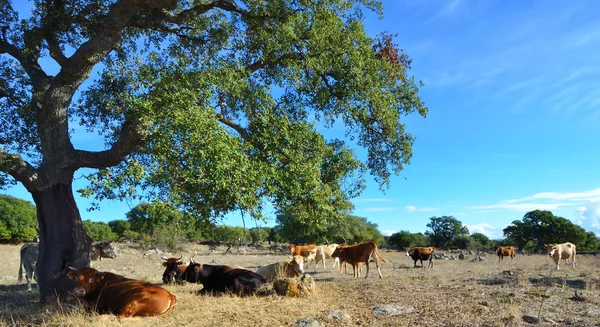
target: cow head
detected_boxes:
[303,249,317,263]
[331,245,345,258]
[288,255,305,275]
[544,244,556,257]
[287,244,296,256]
[405,248,411,257]
[91,241,118,260]
[161,255,184,284]
[66,267,104,296]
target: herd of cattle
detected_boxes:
[16,240,578,318]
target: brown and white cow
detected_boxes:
[66,267,177,318]
[256,255,305,282]
[494,246,516,262]
[288,244,317,264]
[331,241,389,278]
[405,246,436,268]
[545,242,576,270]
[311,244,340,270]
[182,263,266,296]
[161,255,187,284]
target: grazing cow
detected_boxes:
[256,255,305,282]
[405,246,436,268]
[161,255,187,284]
[494,246,516,262]
[545,242,576,270]
[91,241,118,261]
[182,263,265,296]
[18,243,38,291]
[331,241,389,278]
[312,244,341,270]
[66,267,177,318]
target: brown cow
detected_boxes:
[405,246,436,268]
[494,246,516,262]
[66,267,176,318]
[161,255,187,284]
[288,244,317,256]
[331,241,389,278]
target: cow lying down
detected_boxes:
[182,263,266,296]
[256,255,305,282]
[66,267,176,318]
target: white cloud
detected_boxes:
[405,205,439,212]
[510,188,600,203]
[575,201,600,233]
[464,223,501,239]
[470,203,568,212]
[471,188,600,213]
[381,230,397,237]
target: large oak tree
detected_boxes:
[0,0,426,301]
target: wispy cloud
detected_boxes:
[471,188,600,213]
[464,223,501,239]
[575,201,600,233]
[405,205,439,212]
[381,230,397,237]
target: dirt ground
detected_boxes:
[0,243,599,327]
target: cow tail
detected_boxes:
[375,248,389,263]
[157,295,177,317]
[18,247,25,283]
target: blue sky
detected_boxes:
[3,0,600,239]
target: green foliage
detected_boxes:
[470,233,492,248]
[387,231,430,250]
[503,210,588,251]
[209,225,249,244]
[249,227,270,244]
[0,195,37,241]
[150,222,187,252]
[83,220,117,242]
[108,220,131,238]
[581,232,600,252]
[425,216,469,248]
[448,235,476,250]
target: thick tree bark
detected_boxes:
[31,181,92,303]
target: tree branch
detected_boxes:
[71,118,148,169]
[216,113,264,152]
[0,149,38,191]
[0,40,48,84]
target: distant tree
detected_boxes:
[108,220,131,239]
[470,233,492,248]
[210,225,249,245]
[387,231,430,250]
[83,220,117,242]
[425,216,469,248]
[0,195,38,241]
[580,232,600,252]
[249,227,270,244]
[449,235,476,250]
[503,210,588,251]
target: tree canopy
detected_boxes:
[0,194,38,241]
[503,210,590,251]
[425,216,469,248]
[0,0,426,300]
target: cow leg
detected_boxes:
[413,260,417,268]
[24,261,34,291]
[364,261,370,279]
[374,256,383,278]
[322,257,326,270]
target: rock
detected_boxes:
[522,315,540,324]
[372,303,414,316]
[294,317,322,327]
[326,310,350,321]
[471,256,486,262]
[274,274,316,297]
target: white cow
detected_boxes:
[312,244,340,270]
[545,242,576,270]
[256,255,305,282]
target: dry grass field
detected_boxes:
[0,243,599,327]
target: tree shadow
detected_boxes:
[528,277,587,289]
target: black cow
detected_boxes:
[161,255,186,284]
[182,263,266,296]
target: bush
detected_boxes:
[449,235,476,250]
[83,220,118,241]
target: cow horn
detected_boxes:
[177,255,182,260]
[160,255,168,260]
[190,255,195,263]
[67,266,76,271]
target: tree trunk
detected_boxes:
[31,181,92,303]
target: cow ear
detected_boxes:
[162,262,168,267]
[177,261,183,265]
[97,274,105,281]
[194,266,200,272]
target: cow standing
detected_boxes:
[66,267,177,318]
[545,242,576,270]
[18,241,118,291]
[494,246,516,262]
[312,244,341,270]
[331,241,389,278]
[405,246,436,268]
